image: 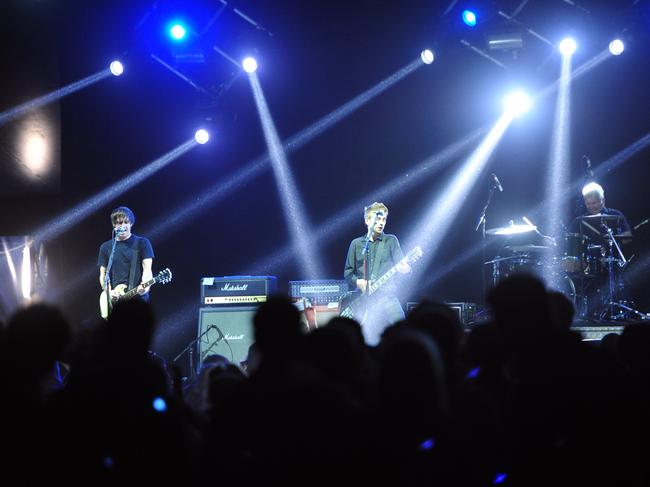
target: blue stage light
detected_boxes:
[152,397,167,412]
[462,10,477,27]
[170,23,187,41]
[194,129,210,144]
[609,39,624,56]
[242,57,258,73]
[109,60,124,77]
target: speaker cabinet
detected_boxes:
[197,306,258,366]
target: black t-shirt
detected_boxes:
[97,234,154,288]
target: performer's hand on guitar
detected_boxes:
[137,282,150,295]
[356,279,368,293]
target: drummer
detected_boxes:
[571,182,632,238]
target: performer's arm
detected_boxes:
[99,266,107,289]
[138,258,153,294]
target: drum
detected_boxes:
[501,256,545,279]
[561,233,589,273]
[584,244,605,275]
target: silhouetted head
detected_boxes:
[407,300,464,369]
[547,290,575,330]
[5,303,71,383]
[253,296,303,363]
[487,274,552,347]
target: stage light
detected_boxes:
[152,397,167,412]
[421,49,435,64]
[242,57,258,73]
[609,39,624,56]
[559,38,577,56]
[109,60,124,77]
[462,10,477,27]
[169,23,187,41]
[503,91,532,117]
[194,129,210,144]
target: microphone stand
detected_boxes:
[103,229,119,316]
[361,213,379,293]
[172,325,223,379]
[476,183,497,305]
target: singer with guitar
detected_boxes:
[343,202,412,345]
[98,207,155,318]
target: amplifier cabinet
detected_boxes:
[197,306,258,366]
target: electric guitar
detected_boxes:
[340,247,423,322]
[100,268,172,319]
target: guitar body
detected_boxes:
[99,284,129,319]
[99,268,172,319]
[339,247,423,324]
[339,290,368,323]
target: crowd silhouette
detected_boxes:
[1,273,649,486]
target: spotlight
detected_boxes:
[169,23,187,41]
[194,129,210,144]
[559,38,577,56]
[420,49,435,64]
[462,10,477,27]
[609,38,625,56]
[242,57,258,73]
[152,397,167,413]
[503,90,532,117]
[109,60,124,77]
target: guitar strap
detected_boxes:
[127,237,140,292]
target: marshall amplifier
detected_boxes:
[201,275,277,306]
[289,279,349,307]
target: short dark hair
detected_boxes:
[110,206,135,226]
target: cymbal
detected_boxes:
[579,214,623,221]
[505,245,551,253]
[486,223,537,235]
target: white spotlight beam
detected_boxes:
[543,54,573,288]
[2,238,18,286]
[425,130,650,292]
[248,72,322,279]
[33,139,198,242]
[145,58,424,240]
[244,129,485,274]
[402,112,515,291]
[0,69,112,127]
[21,244,31,300]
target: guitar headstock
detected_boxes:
[407,246,424,263]
[156,268,173,285]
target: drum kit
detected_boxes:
[485,215,646,322]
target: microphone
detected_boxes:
[491,173,503,192]
[583,155,594,178]
[115,226,127,234]
[211,325,225,340]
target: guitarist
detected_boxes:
[98,207,155,313]
[343,202,410,344]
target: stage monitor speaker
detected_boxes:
[197,306,258,367]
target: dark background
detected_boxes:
[1,0,649,364]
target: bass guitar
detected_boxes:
[340,247,423,322]
[100,268,172,319]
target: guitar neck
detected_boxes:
[121,276,157,300]
[368,265,399,295]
